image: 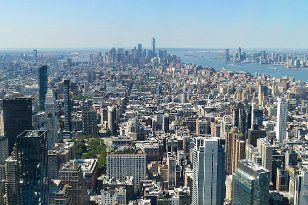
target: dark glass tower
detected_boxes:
[33,49,38,65]
[63,79,72,137]
[3,98,32,153]
[39,65,48,111]
[152,37,156,57]
[16,130,48,205]
[232,160,270,205]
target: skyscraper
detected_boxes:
[82,107,98,136]
[152,37,156,57]
[232,160,270,205]
[107,105,117,136]
[39,65,48,111]
[45,88,59,148]
[13,130,48,205]
[0,136,8,164]
[232,102,246,135]
[3,98,32,153]
[4,155,19,205]
[225,49,230,60]
[163,114,170,132]
[257,138,273,180]
[192,137,225,205]
[33,49,37,65]
[167,152,176,189]
[137,44,142,59]
[294,166,308,205]
[276,98,288,142]
[238,47,242,61]
[251,103,264,130]
[63,79,72,138]
[258,81,263,106]
[225,128,245,175]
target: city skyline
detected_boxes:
[1,0,308,49]
[1,1,308,204]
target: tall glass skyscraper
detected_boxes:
[3,98,32,153]
[232,159,270,205]
[192,137,225,205]
[152,37,156,57]
[12,130,48,204]
[63,79,72,138]
[39,65,48,111]
[33,49,37,65]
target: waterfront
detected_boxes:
[170,49,308,82]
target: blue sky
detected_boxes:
[0,0,307,49]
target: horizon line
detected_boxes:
[1,47,308,51]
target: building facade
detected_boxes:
[3,98,32,152]
[276,98,288,142]
[39,65,48,111]
[232,160,270,205]
[107,153,146,193]
[192,137,225,205]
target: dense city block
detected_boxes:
[0,40,308,205]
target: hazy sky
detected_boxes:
[0,0,307,49]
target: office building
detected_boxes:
[45,88,59,147]
[196,118,208,135]
[232,160,270,205]
[101,187,127,205]
[63,79,72,137]
[225,128,245,175]
[0,136,8,164]
[167,152,176,189]
[276,98,288,142]
[257,138,273,178]
[269,192,289,205]
[163,114,170,132]
[258,81,263,106]
[225,49,230,60]
[251,103,264,130]
[192,137,225,205]
[82,107,98,136]
[3,156,18,205]
[16,130,48,205]
[294,166,308,205]
[107,152,146,193]
[39,65,48,111]
[33,49,37,64]
[58,160,88,205]
[3,98,32,153]
[107,105,117,136]
[238,47,242,61]
[152,38,156,57]
[137,44,142,59]
[48,180,72,205]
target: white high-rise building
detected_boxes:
[192,137,225,205]
[107,153,146,193]
[276,98,288,142]
[45,88,59,148]
[294,166,308,205]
